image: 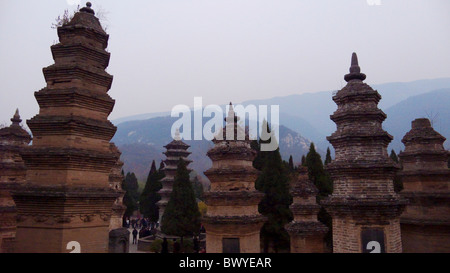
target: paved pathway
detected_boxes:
[128,228,147,253]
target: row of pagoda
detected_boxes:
[0,3,448,253]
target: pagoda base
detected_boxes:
[12,185,118,253]
[322,196,406,253]
[202,215,266,253]
[286,221,328,253]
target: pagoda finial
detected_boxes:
[344,52,366,82]
[225,102,239,123]
[10,108,22,126]
[80,2,95,15]
[174,127,181,141]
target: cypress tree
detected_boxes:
[324,147,332,165]
[140,160,163,223]
[255,123,293,253]
[252,119,270,171]
[191,175,204,201]
[301,155,306,166]
[288,155,294,171]
[158,160,165,179]
[390,149,399,163]
[390,149,403,193]
[304,143,333,249]
[122,172,139,217]
[161,159,201,249]
[305,143,332,197]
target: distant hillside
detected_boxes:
[384,88,450,152]
[113,77,450,153]
[112,78,450,179]
[241,77,450,140]
[113,115,316,182]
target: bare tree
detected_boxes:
[425,110,439,128]
[51,5,80,29]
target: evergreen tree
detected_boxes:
[304,143,333,250]
[390,149,399,163]
[255,123,293,253]
[324,147,332,165]
[158,160,165,180]
[161,159,201,250]
[251,119,270,171]
[305,143,332,197]
[288,155,294,171]
[390,149,404,193]
[140,161,163,223]
[191,175,204,201]
[122,172,139,217]
[301,155,306,166]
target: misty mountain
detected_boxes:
[384,88,450,152]
[113,115,315,182]
[113,78,450,180]
[241,77,450,139]
[113,77,450,152]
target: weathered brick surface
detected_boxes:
[399,119,450,253]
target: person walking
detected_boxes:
[161,237,169,253]
[193,236,199,253]
[173,239,180,253]
[132,228,138,244]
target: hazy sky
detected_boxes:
[1,0,449,125]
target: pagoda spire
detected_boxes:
[225,102,239,123]
[174,127,181,141]
[10,109,21,126]
[344,52,366,82]
[80,2,95,15]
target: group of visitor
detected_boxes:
[124,217,159,230]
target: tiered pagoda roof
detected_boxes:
[321,53,407,253]
[11,3,120,253]
[203,103,265,253]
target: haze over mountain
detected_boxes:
[113,115,313,181]
[114,77,450,143]
[384,88,450,152]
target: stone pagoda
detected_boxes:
[398,118,450,253]
[321,53,406,253]
[0,110,32,253]
[203,103,265,253]
[108,143,126,231]
[157,128,192,223]
[285,166,328,253]
[11,3,120,253]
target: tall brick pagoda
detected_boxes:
[322,53,406,253]
[398,118,450,253]
[11,3,120,253]
[203,103,265,253]
[108,143,126,231]
[157,128,192,223]
[0,110,31,253]
[285,166,328,253]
